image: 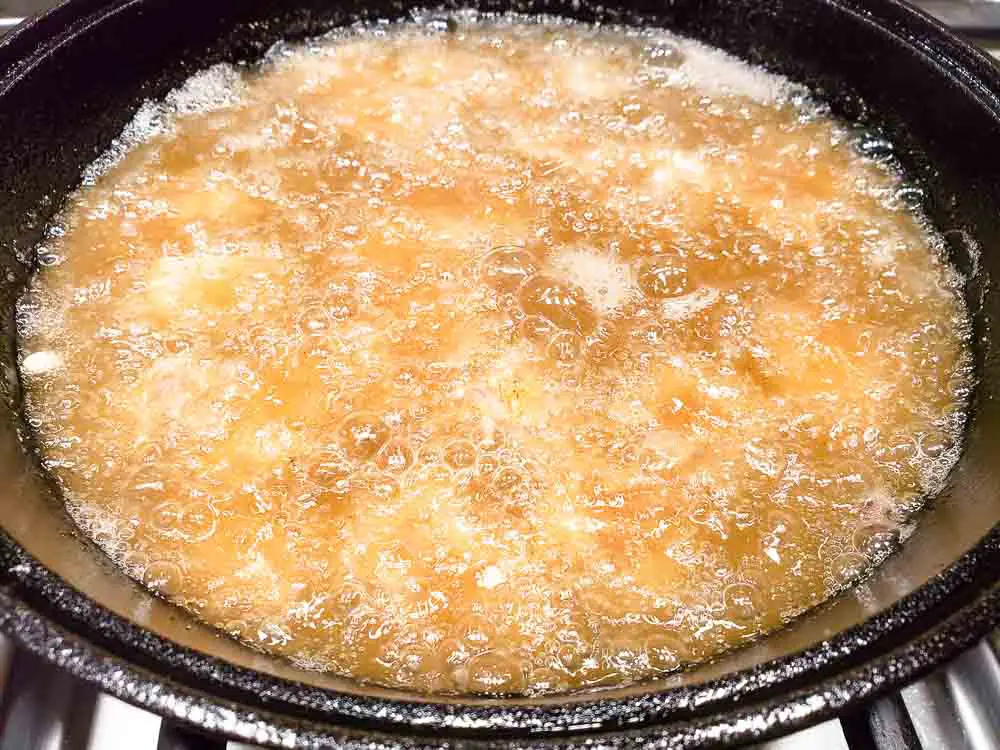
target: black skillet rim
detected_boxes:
[1,0,1000,745]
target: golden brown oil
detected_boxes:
[18,16,972,695]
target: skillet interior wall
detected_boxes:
[0,0,998,708]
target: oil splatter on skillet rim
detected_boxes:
[0,0,999,745]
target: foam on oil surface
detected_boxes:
[18,15,972,696]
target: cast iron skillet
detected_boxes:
[0,0,999,746]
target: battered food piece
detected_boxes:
[18,15,972,695]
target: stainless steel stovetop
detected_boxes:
[0,1,999,748]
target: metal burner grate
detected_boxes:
[911,0,1000,34]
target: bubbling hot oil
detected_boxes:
[18,16,972,695]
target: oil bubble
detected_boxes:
[518,275,597,335]
[364,472,401,500]
[144,560,183,596]
[308,462,354,496]
[831,552,868,585]
[459,650,528,694]
[643,41,683,69]
[639,259,690,298]
[376,439,414,473]
[490,466,526,492]
[852,524,900,560]
[462,616,495,649]
[339,412,391,460]
[555,641,593,675]
[547,331,583,365]
[477,454,500,477]
[526,666,569,694]
[723,582,763,620]
[444,440,478,469]
[150,502,182,535]
[644,630,686,673]
[894,185,924,210]
[178,502,217,542]
[519,315,557,345]
[480,246,539,293]
[855,134,894,160]
[417,442,445,465]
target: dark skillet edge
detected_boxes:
[1,0,1000,745]
[0,533,997,749]
[3,522,1000,740]
[0,0,142,91]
